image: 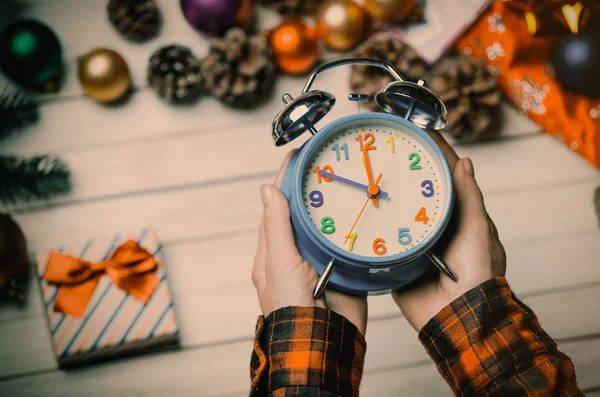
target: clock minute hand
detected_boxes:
[318,171,389,198]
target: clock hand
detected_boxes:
[318,171,389,198]
[344,173,383,244]
[362,149,375,186]
[362,149,379,207]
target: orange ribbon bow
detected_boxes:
[44,239,160,317]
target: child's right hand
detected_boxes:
[393,132,507,332]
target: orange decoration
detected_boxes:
[44,239,160,317]
[456,0,600,167]
[270,19,319,75]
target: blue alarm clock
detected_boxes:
[271,58,458,298]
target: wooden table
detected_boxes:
[1,1,599,396]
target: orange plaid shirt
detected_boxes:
[249,278,583,396]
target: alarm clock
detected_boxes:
[271,58,458,298]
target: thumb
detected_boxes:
[260,184,301,267]
[453,158,488,232]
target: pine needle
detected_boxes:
[0,155,71,204]
[0,84,39,140]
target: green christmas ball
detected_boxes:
[0,19,63,92]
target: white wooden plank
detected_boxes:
[3,123,595,216]
[2,178,598,325]
[361,363,451,397]
[561,339,600,392]
[0,79,306,156]
[3,240,600,378]
[1,294,599,396]
[12,171,599,257]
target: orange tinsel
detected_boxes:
[456,0,600,167]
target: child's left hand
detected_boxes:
[251,151,368,335]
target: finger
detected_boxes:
[252,216,267,292]
[324,289,368,335]
[274,150,297,188]
[453,158,488,233]
[260,184,301,269]
[427,130,459,170]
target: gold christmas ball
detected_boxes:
[78,48,130,103]
[364,0,415,23]
[316,0,370,51]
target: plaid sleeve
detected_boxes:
[249,306,366,397]
[419,277,584,396]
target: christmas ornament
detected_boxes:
[349,32,427,110]
[315,0,370,51]
[0,213,28,302]
[429,56,502,142]
[147,45,204,103]
[0,85,39,140]
[0,155,71,204]
[180,0,253,37]
[364,0,415,24]
[261,0,323,15]
[552,32,600,98]
[0,19,63,92]
[270,19,319,75]
[270,57,456,297]
[503,0,600,36]
[201,28,276,108]
[107,0,162,42]
[78,48,131,103]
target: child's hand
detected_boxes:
[252,151,368,335]
[393,132,507,331]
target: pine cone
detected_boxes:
[201,28,276,108]
[107,0,161,42]
[147,45,203,104]
[429,56,502,142]
[260,0,324,15]
[349,32,428,111]
[0,84,39,140]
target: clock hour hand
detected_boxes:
[318,171,389,198]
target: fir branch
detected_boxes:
[0,84,39,140]
[0,155,71,204]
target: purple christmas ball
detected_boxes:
[180,0,250,36]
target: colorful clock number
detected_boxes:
[386,136,395,153]
[345,233,357,251]
[409,153,422,170]
[415,207,429,224]
[309,190,323,208]
[331,143,349,161]
[421,180,434,197]
[373,238,387,256]
[321,216,336,234]
[313,165,334,183]
[397,228,412,245]
[355,132,376,151]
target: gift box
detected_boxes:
[386,0,493,63]
[35,229,179,367]
[455,0,600,168]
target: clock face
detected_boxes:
[301,116,451,261]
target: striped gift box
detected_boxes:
[35,229,179,367]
